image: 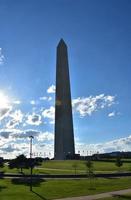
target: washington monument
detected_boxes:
[54,39,75,160]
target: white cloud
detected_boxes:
[47,85,56,94]
[0,128,23,138]
[72,94,116,117]
[0,48,5,65]
[13,100,21,105]
[0,129,13,139]
[40,96,48,100]
[0,142,29,158]
[6,110,24,128]
[75,135,131,155]
[1,126,131,159]
[0,128,40,140]
[0,107,12,120]
[0,92,12,120]
[37,131,54,142]
[26,113,42,126]
[1,144,20,153]
[104,95,115,105]
[48,97,52,101]
[20,129,40,138]
[0,128,54,158]
[40,96,52,101]
[30,100,36,105]
[108,111,115,117]
[42,106,55,124]
[11,110,23,122]
[34,143,53,158]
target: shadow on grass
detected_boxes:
[32,191,47,200]
[0,186,7,192]
[112,194,131,199]
[11,178,46,187]
[0,171,5,179]
[88,187,96,190]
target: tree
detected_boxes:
[115,156,123,170]
[0,157,4,171]
[85,159,95,189]
[26,157,43,192]
[26,157,43,170]
[9,154,28,173]
[9,155,43,174]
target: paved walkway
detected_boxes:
[56,188,131,200]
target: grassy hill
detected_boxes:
[2,160,131,175]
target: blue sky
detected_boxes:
[0,0,131,158]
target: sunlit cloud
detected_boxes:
[108,111,115,117]
[26,113,42,125]
[1,144,20,153]
[1,133,131,159]
[0,128,54,158]
[72,94,116,117]
[39,96,48,100]
[0,88,120,159]
[40,96,52,101]
[0,107,12,120]
[0,92,10,108]
[0,129,40,141]
[0,91,12,120]
[36,131,54,142]
[6,110,24,128]
[13,100,21,105]
[47,85,56,94]
[10,110,23,122]
[0,128,22,139]
[0,129,12,139]
[75,135,131,155]
[30,100,36,105]
[42,106,55,124]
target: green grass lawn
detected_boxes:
[37,160,131,173]
[0,177,131,200]
[1,160,131,175]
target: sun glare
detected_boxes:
[0,92,9,108]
